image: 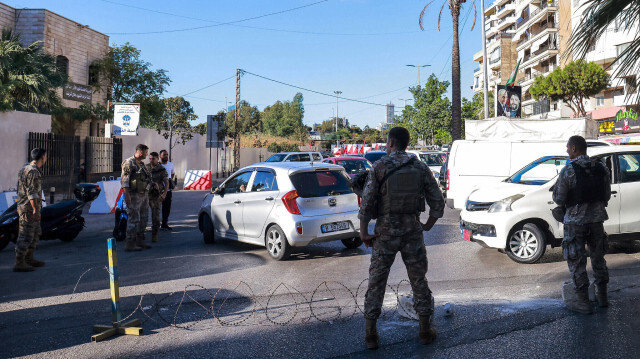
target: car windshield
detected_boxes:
[365,152,386,164]
[289,170,353,197]
[336,159,372,174]
[418,154,443,166]
[506,156,568,185]
[266,154,288,162]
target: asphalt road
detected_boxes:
[1,190,640,358]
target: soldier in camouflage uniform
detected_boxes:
[553,135,611,314]
[121,144,153,251]
[359,127,445,349]
[13,148,47,272]
[146,152,169,243]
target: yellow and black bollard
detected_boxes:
[91,238,143,342]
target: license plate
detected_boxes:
[321,221,350,233]
[462,228,472,241]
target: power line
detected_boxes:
[305,85,412,106]
[241,70,387,107]
[104,0,329,35]
[180,75,236,97]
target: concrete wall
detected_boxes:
[0,111,52,192]
[0,2,15,30]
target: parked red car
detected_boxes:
[321,156,373,178]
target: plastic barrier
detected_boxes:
[89,180,123,214]
[184,170,213,190]
[0,191,46,212]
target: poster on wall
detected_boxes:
[113,103,140,136]
[614,109,639,132]
[496,85,522,118]
[206,114,225,148]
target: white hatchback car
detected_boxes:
[460,145,640,264]
[198,162,362,260]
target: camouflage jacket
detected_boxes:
[121,156,151,190]
[16,161,43,212]
[552,154,611,225]
[358,150,445,236]
[146,163,168,197]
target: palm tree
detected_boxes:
[419,1,477,140]
[0,28,66,113]
[568,0,640,104]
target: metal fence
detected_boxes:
[85,137,122,175]
[27,132,81,177]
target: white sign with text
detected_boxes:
[113,104,141,136]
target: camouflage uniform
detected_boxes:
[146,163,168,232]
[359,151,445,320]
[15,161,43,257]
[121,156,152,247]
[553,154,611,290]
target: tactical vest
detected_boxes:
[129,160,150,194]
[378,157,426,216]
[566,160,608,207]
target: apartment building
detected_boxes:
[473,0,639,121]
[0,2,110,137]
[472,0,519,93]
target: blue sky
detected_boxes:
[9,0,483,129]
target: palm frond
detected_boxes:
[470,0,477,31]
[438,1,447,32]
[419,1,436,31]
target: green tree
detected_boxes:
[462,90,495,120]
[529,60,609,117]
[92,42,170,127]
[392,115,419,146]
[569,0,640,104]
[154,97,199,160]
[0,29,66,112]
[226,100,261,135]
[420,1,478,140]
[262,93,305,137]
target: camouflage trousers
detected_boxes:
[364,232,434,320]
[126,191,149,241]
[149,195,163,231]
[563,222,609,290]
[15,209,41,257]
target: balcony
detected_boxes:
[614,94,638,106]
[533,44,555,56]
[490,57,501,65]
[516,1,558,30]
[497,4,515,18]
[532,99,551,115]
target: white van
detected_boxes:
[445,140,612,210]
[460,145,640,264]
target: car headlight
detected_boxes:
[488,194,524,213]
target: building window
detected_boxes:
[617,42,630,57]
[625,76,637,95]
[596,96,605,106]
[56,56,69,75]
[88,63,100,86]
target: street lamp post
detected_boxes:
[399,98,413,107]
[334,90,342,147]
[406,64,431,86]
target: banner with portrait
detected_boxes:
[496,85,522,118]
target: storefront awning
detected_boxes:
[601,134,640,144]
[588,106,625,120]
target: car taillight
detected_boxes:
[446,169,450,191]
[282,190,301,215]
[296,222,303,234]
[357,196,361,207]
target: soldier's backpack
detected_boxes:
[566,160,608,207]
[378,157,425,216]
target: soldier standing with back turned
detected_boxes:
[121,144,153,251]
[359,127,445,350]
[553,135,611,314]
[13,148,47,272]
[146,152,169,243]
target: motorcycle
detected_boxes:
[0,183,101,251]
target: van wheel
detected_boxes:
[341,237,362,249]
[266,225,291,261]
[506,223,546,264]
[202,215,215,244]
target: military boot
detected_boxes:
[25,249,45,267]
[152,228,159,243]
[419,315,437,345]
[13,256,35,272]
[124,237,143,252]
[566,287,593,314]
[596,284,609,308]
[365,319,379,350]
[136,233,152,249]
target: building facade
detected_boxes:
[473,0,639,121]
[0,2,110,137]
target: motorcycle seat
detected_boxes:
[41,200,80,221]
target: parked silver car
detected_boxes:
[198,162,362,260]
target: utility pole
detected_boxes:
[334,90,342,147]
[480,0,490,119]
[406,64,431,86]
[234,69,241,171]
[399,98,412,107]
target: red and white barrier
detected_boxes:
[89,180,123,214]
[184,170,213,190]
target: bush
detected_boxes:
[267,142,300,153]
